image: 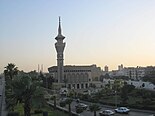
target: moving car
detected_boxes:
[115,107,130,113]
[99,110,115,116]
[75,103,88,110]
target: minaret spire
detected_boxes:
[58,16,62,35]
[55,16,65,40]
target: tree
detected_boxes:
[142,76,155,85]
[65,98,73,116]
[89,103,100,116]
[59,98,73,116]
[28,70,40,81]
[76,107,83,114]
[113,79,124,93]
[32,87,46,112]
[114,76,129,80]
[50,95,56,110]
[7,74,45,116]
[40,74,55,89]
[4,63,18,80]
[120,87,128,104]
[4,63,19,93]
[120,84,135,104]
[4,63,19,110]
[59,101,66,107]
[104,83,113,96]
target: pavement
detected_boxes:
[0,77,8,116]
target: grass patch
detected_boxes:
[128,96,143,105]
[14,103,24,116]
[14,103,68,116]
[31,110,68,116]
[100,95,121,104]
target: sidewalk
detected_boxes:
[1,91,8,116]
[0,77,8,116]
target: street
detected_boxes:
[70,101,155,116]
[46,87,155,116]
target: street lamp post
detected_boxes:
[46,76,48,89]
[115,90,117,108]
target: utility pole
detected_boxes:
[115,90,117,108]
[46,76,48,89]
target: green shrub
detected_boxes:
[76,107,83,114]
[7,112,19,116]
[60,102,66,107]
[34,109,43,114]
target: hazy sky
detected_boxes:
[0,0,155,73]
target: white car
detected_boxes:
[115,107,130,113]
[99,110,115,116]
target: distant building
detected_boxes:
[118,64,123,71]
[127,80,155,90]
[103,79,155,90]
[145,66,155,77]
[123,67,145,80]
[108,65,146,80]
[104,65,109,72]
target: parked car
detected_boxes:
[60,97,68,103]
[75,103,88,110]
[99,110,115,116]
[115,107,130,113]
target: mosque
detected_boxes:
[48,17,102,89]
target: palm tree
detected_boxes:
[32,87,46,112]
[59,98,73,116]
[4,63,18,93]
[89,103,100,116]
[8,74,45,116]
[50,95,56,110]
[75,107,83,114]
[4,63,18,80]
[4,63,19,110]
[65,98,73,116]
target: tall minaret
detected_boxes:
[55,17,66,83]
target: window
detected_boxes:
[77,84,79,89]
[81,84,84,88]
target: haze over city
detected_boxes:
[0,0,155,73]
